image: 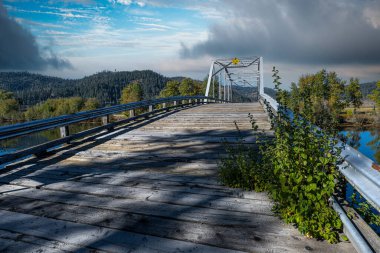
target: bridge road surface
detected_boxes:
[0,103,354,253]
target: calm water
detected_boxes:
[340,129,380,164]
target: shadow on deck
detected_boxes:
[0,104,355,253]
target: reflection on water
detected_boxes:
[340,129,380,164]
[340,128,380,234]
[0,122,101,156]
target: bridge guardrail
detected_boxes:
[0,95,226,167]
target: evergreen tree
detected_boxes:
[369,81,380,108]
[345,78,363,109]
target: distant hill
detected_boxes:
[231,86,276,102]
[360,81,377,98]
[0,70,169,106]
[0,70,277,107]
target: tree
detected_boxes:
[83,98,100,111]
[369,80,380,108]
[0,89,20,121]
[286,70,348,131]
[0,89,14,100]
[346,78,363,110]
[120,82,143,104]
[179,78,197,96]
[24,97,99,120]
[159,80,180,97]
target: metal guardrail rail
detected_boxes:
[0,95,226,166]
[259,94,380,253]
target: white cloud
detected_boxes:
[110,0,146,6]
[137,22,173,30]
[364,7,380,29]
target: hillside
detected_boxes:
[0,70,169,106]
[360,81,377,98]
[0,71,276,106]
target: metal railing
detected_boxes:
[0,95,226,167]
[259,94,379,253]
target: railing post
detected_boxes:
[173,101,177,106]
[148,105,153,112]
[162,102,167,110]
[129,109,135,117]
[188,99,192,104]
[101,115,113,131]
[60,125,69,138]
[60,125,70,144]
[101,115,110,125]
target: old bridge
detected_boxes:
[0,57,378,253]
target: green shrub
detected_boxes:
[219,67,344,243]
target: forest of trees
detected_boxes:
[0,69,378,124]
[0,70,169,107]
[282,70,368,130]
[24,97,100,120]
[0,89,100,122]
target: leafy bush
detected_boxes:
[219,137,272,192]
[219,67,344,243]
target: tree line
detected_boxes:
[282,69,365,130]
[0,70,169,107]
[1,69,379,124]
[0,91,101,122]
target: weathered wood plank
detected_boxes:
[0,210,245,253]
[0,178,274,214]
[3,169,264,199]
[0,195,354,253]
[0,185,275,228]
[0,229,99,253]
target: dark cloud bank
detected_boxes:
[181,0,380,65]
[0,1,71,70]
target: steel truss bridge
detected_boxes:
[0,57,378,253]
[205,56,263,102]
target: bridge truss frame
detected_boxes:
[205,56,264,102]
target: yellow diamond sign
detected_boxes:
[232,57,240,65]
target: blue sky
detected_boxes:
[1,0,380,86]
[2,0,213,78]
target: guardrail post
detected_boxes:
[101,115,110,125]
[173,101,177,106]
[129,109,135,117]
[60,125,69,138]
[60,125,70,143]
[101,115,113,131]
[162,102,166,109]
[148,105,153,112]
[188,99,192,104]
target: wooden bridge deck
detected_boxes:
[0,103,354,253]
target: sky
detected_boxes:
[1,0,380,88]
